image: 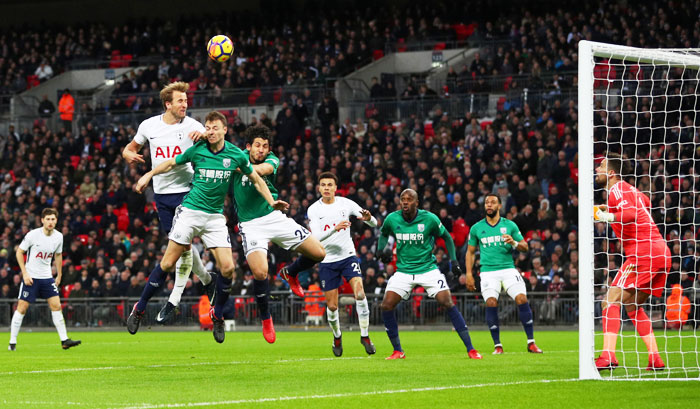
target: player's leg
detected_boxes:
[280,230,326,297]
[9,298,30,350]
[208,246,236,343]
[47,295,80,349]
[128,239,187,334]
[503,270,541,353]
[324,288,343,356]
[622,288,664,370]
[246,249,276,343]
[319,262,343,356]
[346,262,375,354]
[480,272,503,351]
[427,269,480,359]
[160,245,215,323]
[596,285,623,369]
[381,290,405,359]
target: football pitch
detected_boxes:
[1,330,697,408]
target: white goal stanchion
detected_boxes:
[579,40,700,380]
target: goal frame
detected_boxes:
[578,40,700,380]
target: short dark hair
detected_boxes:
[244,125,272,145]
[484,193,501,204]
[318,172,338,185]
[204,111,227,127]
[605,152,630,177]
[41,208,58,219]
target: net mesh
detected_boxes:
[591,47,700,379]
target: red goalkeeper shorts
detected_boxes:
[613,256,670,297]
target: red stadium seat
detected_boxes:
[372,50,384,60]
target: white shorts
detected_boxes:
[385,269,450,300]
[480,268,527,301]
[168,206,231,249]
[239,210,311,256]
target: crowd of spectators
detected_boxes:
[0,0,698,327]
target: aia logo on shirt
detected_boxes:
[154,146,183,158]
[35,251,53,260]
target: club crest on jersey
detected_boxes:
[500,227,507,234]
[223,159,231,168]
[417,223,425,232]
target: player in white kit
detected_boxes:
[306,172,378,356]
[122,81,214,326]
[9,208,81,350]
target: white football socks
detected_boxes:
[327,307,341,338]
[356,298,370,337]
[9,310,24,344]
[51,310,68,342]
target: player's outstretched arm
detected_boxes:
[134,158,177,193]
[464,245,477,291]
[247,169,289,211]
[252,163,274,176]
[359,209,378,227]
[122,140,145,165]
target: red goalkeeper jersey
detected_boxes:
[607,181,671,263]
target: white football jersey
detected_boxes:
[133,115,205,194]
[307,196,376,263]
[19,228,63,279]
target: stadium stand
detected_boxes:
[0,0,698,327]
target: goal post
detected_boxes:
[578,40,700,380]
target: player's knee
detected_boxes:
[220,269,233,279]
[327,304,338,312]
[312,245,326,262]
[251,270,267,280]
[515,294,528,304]
[160,259,176,272]
[486,297,499,308]
[16,302,28,314]
[381,300,395,311]
[355,292,366,301]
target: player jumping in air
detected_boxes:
[9,208,81,351]
[377,189,481,360]
[122,82,215,324]
[465,193,542,355]
[306,172,377,356]
[130,112,287,341]
[593,153,670,371]
[218,125,325,344]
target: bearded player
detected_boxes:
[593,153,670,371]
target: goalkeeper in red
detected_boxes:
[594,153,671,371]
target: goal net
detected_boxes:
[578,40,700,380]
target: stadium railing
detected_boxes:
[0,291,677,329]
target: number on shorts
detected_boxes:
[294,229,307,241]
[351,263,361,274]
[52,283,58,292]
[438,279,446,289]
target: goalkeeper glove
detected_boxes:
[593,206,615,222]
[377,248,393,264]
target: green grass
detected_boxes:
[1,330,698,408]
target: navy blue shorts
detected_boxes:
[318,256,362,291]
[19,278,60,303]
[154,192,188,234]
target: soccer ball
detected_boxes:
[207,35,234,62]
